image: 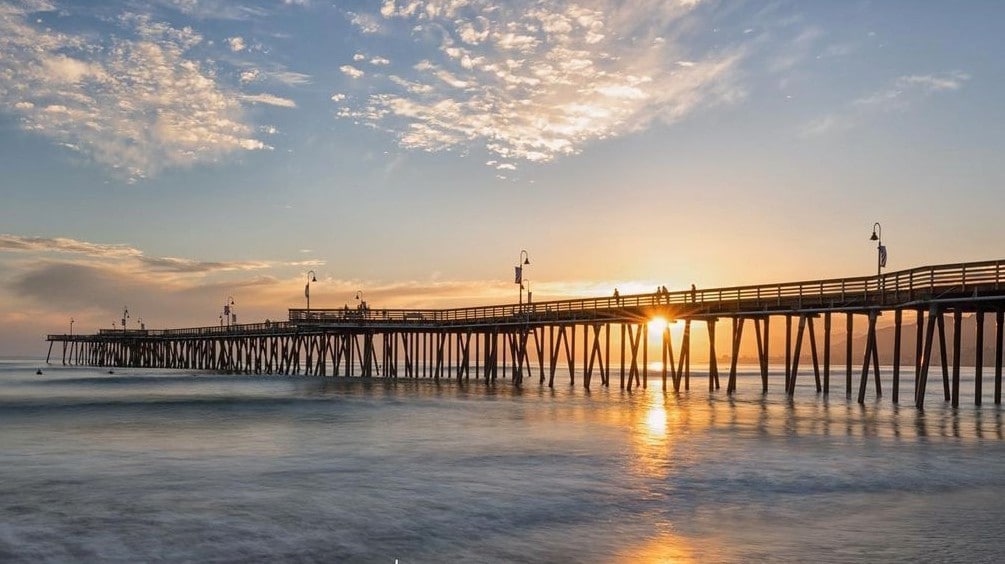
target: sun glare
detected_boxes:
[648,316,668,338]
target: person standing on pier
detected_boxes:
[691,284,697,303]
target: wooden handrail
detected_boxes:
[47,259,1005,339]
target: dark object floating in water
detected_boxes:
[108,370,115,374]
[36,369,43,375]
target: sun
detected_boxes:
[648,316,669,338]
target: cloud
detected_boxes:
[340,65,365,79]
[854,71,970,110]
[264,69,313,86]
[240,68,261,83]
[335,0,743,166]
[0,5,266,180]
[242,66,312,87]
[240,93,298,108]
[0,234,142,259]
[347,11,382,34]
[0,234,294,274]
[801,71,970,137]
[227,36,246,52]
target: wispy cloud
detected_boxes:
[0,3,267,180]
[0,235,141,259]
[334,0,743,166]
[0,234,303,274]
[854,71,970,110]
[800,71,970,137]
[240,93,298,108]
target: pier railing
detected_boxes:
[287,259,1005,323]
[47,259,1005,340]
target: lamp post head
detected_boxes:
[311,275,317,282]
[870,222,882,241]
[523,257,530,265]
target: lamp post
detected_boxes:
[305,270,317,318]
[223,296,235,328]
[869,222,886,292]
[355,290,364,306]
[121,307,129,333]
[69,317,74,337]
[516,250,530,308]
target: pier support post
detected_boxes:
[707,319,719,392]
[893,309,902,403]
[976,310,984,406]
[951,309,962,408]
[823,312,831,394]
[846,313,853,397]
[788,315,806,396]
[728,317,744,394]
[858,310,881,404]
[917,306,939,409]
[996,310,1003,405]
[754,317,768,393]
[938,312,950,401]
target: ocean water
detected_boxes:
[2,359,1004,563]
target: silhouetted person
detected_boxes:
[613,288,620,305]
[691,283,697,303]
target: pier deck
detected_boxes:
[48,259,1005,409]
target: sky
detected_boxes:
[1,0,1004,356]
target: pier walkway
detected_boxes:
[47,260,1005,409]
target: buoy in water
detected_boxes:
[36,369,43,375]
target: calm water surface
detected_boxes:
[2,359,1004,562]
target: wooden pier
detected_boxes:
[47,260,1005,409]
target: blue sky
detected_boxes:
[1,0,1003,355]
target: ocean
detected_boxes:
[2,359,1004,563]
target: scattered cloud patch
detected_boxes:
[347,11,382,34]
[0,5,266,180]
[336,0,744,167]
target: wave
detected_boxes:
[24,374,272,386]
[0,395,346,413]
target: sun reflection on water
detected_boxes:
[646,403,667,437]
[613,531,698,563]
